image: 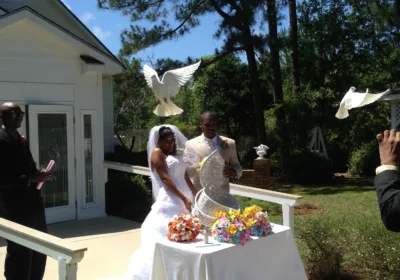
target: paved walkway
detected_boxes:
[0,216,142,280]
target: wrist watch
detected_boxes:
[376,165,399,175]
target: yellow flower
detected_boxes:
[211,220,219,231]
[196,158,206,173]
[247,205,263,213]
[244,220,252,228]
[226,225,237,234]
[211,223,216,231]
[215,211,226,218]
[228,209,240,218]
[242,205,264,218]
[248,217,257,225]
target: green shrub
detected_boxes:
[105,145,153,222]
[347,141,380,176]
[286,151,333,184]
[105,147,148,166]
[269,152,283,176]
[105,171,152,223]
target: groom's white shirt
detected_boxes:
[184,133,242,191]
[204,134,220,152]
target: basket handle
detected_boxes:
[194,188,204,204]
[192,189,203,216]
[192,188,217,221]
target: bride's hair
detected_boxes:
[158,126,177,155]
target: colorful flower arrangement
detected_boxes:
[210,205,273,245]
[167,213,201,242]
[241,205,272,237]
[211,210,250,245]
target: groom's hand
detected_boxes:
[223,166,237,179]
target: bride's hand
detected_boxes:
[183,197,193,212]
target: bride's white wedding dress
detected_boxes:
[101,155,193,280]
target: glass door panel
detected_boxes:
[28,105,75,224]
[37,113,69,208]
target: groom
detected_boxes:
[184,111,242,192]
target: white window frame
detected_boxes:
[81,110,97,208]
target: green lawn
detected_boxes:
[236,176,400,280]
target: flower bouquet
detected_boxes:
[211,210,250,245]
[167,213,201,242]
[241,205,272,237]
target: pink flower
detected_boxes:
[218,218,227,227]
[240,233,249,244]
[222,232,230,241]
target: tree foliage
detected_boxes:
[108,0,400,175]
[98,0,269,143]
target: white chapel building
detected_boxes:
[0,0,125,223]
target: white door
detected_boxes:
[28,105,76,224]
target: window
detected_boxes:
[83,113,95,204]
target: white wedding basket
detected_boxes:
[191,150,240,227]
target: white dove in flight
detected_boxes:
[143,60,201,117]
[335,86,390,119]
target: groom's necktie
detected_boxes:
[205,137,218,152]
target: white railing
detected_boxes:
[104,161,303,231]
[0,218,87,280]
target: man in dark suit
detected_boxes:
[374,129,400,232]
[0,102,51,280]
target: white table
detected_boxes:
[151,224,308,280]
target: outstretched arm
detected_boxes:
[229,140,242,179]
[185,172,198,197]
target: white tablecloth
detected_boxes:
[151,224,307,280]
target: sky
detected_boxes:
[61,0,288,64]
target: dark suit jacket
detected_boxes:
[374,170,400,232]
[0,127,38,190]
[0,127,43,221]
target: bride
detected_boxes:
[101,125,198,280]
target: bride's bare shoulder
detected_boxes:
[151,148,165,158]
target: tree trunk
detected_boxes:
[129,135,136,152]
[266,0,288,169]
[243,32,268,145]
[266,0,284,103]
[288,0,300,95]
